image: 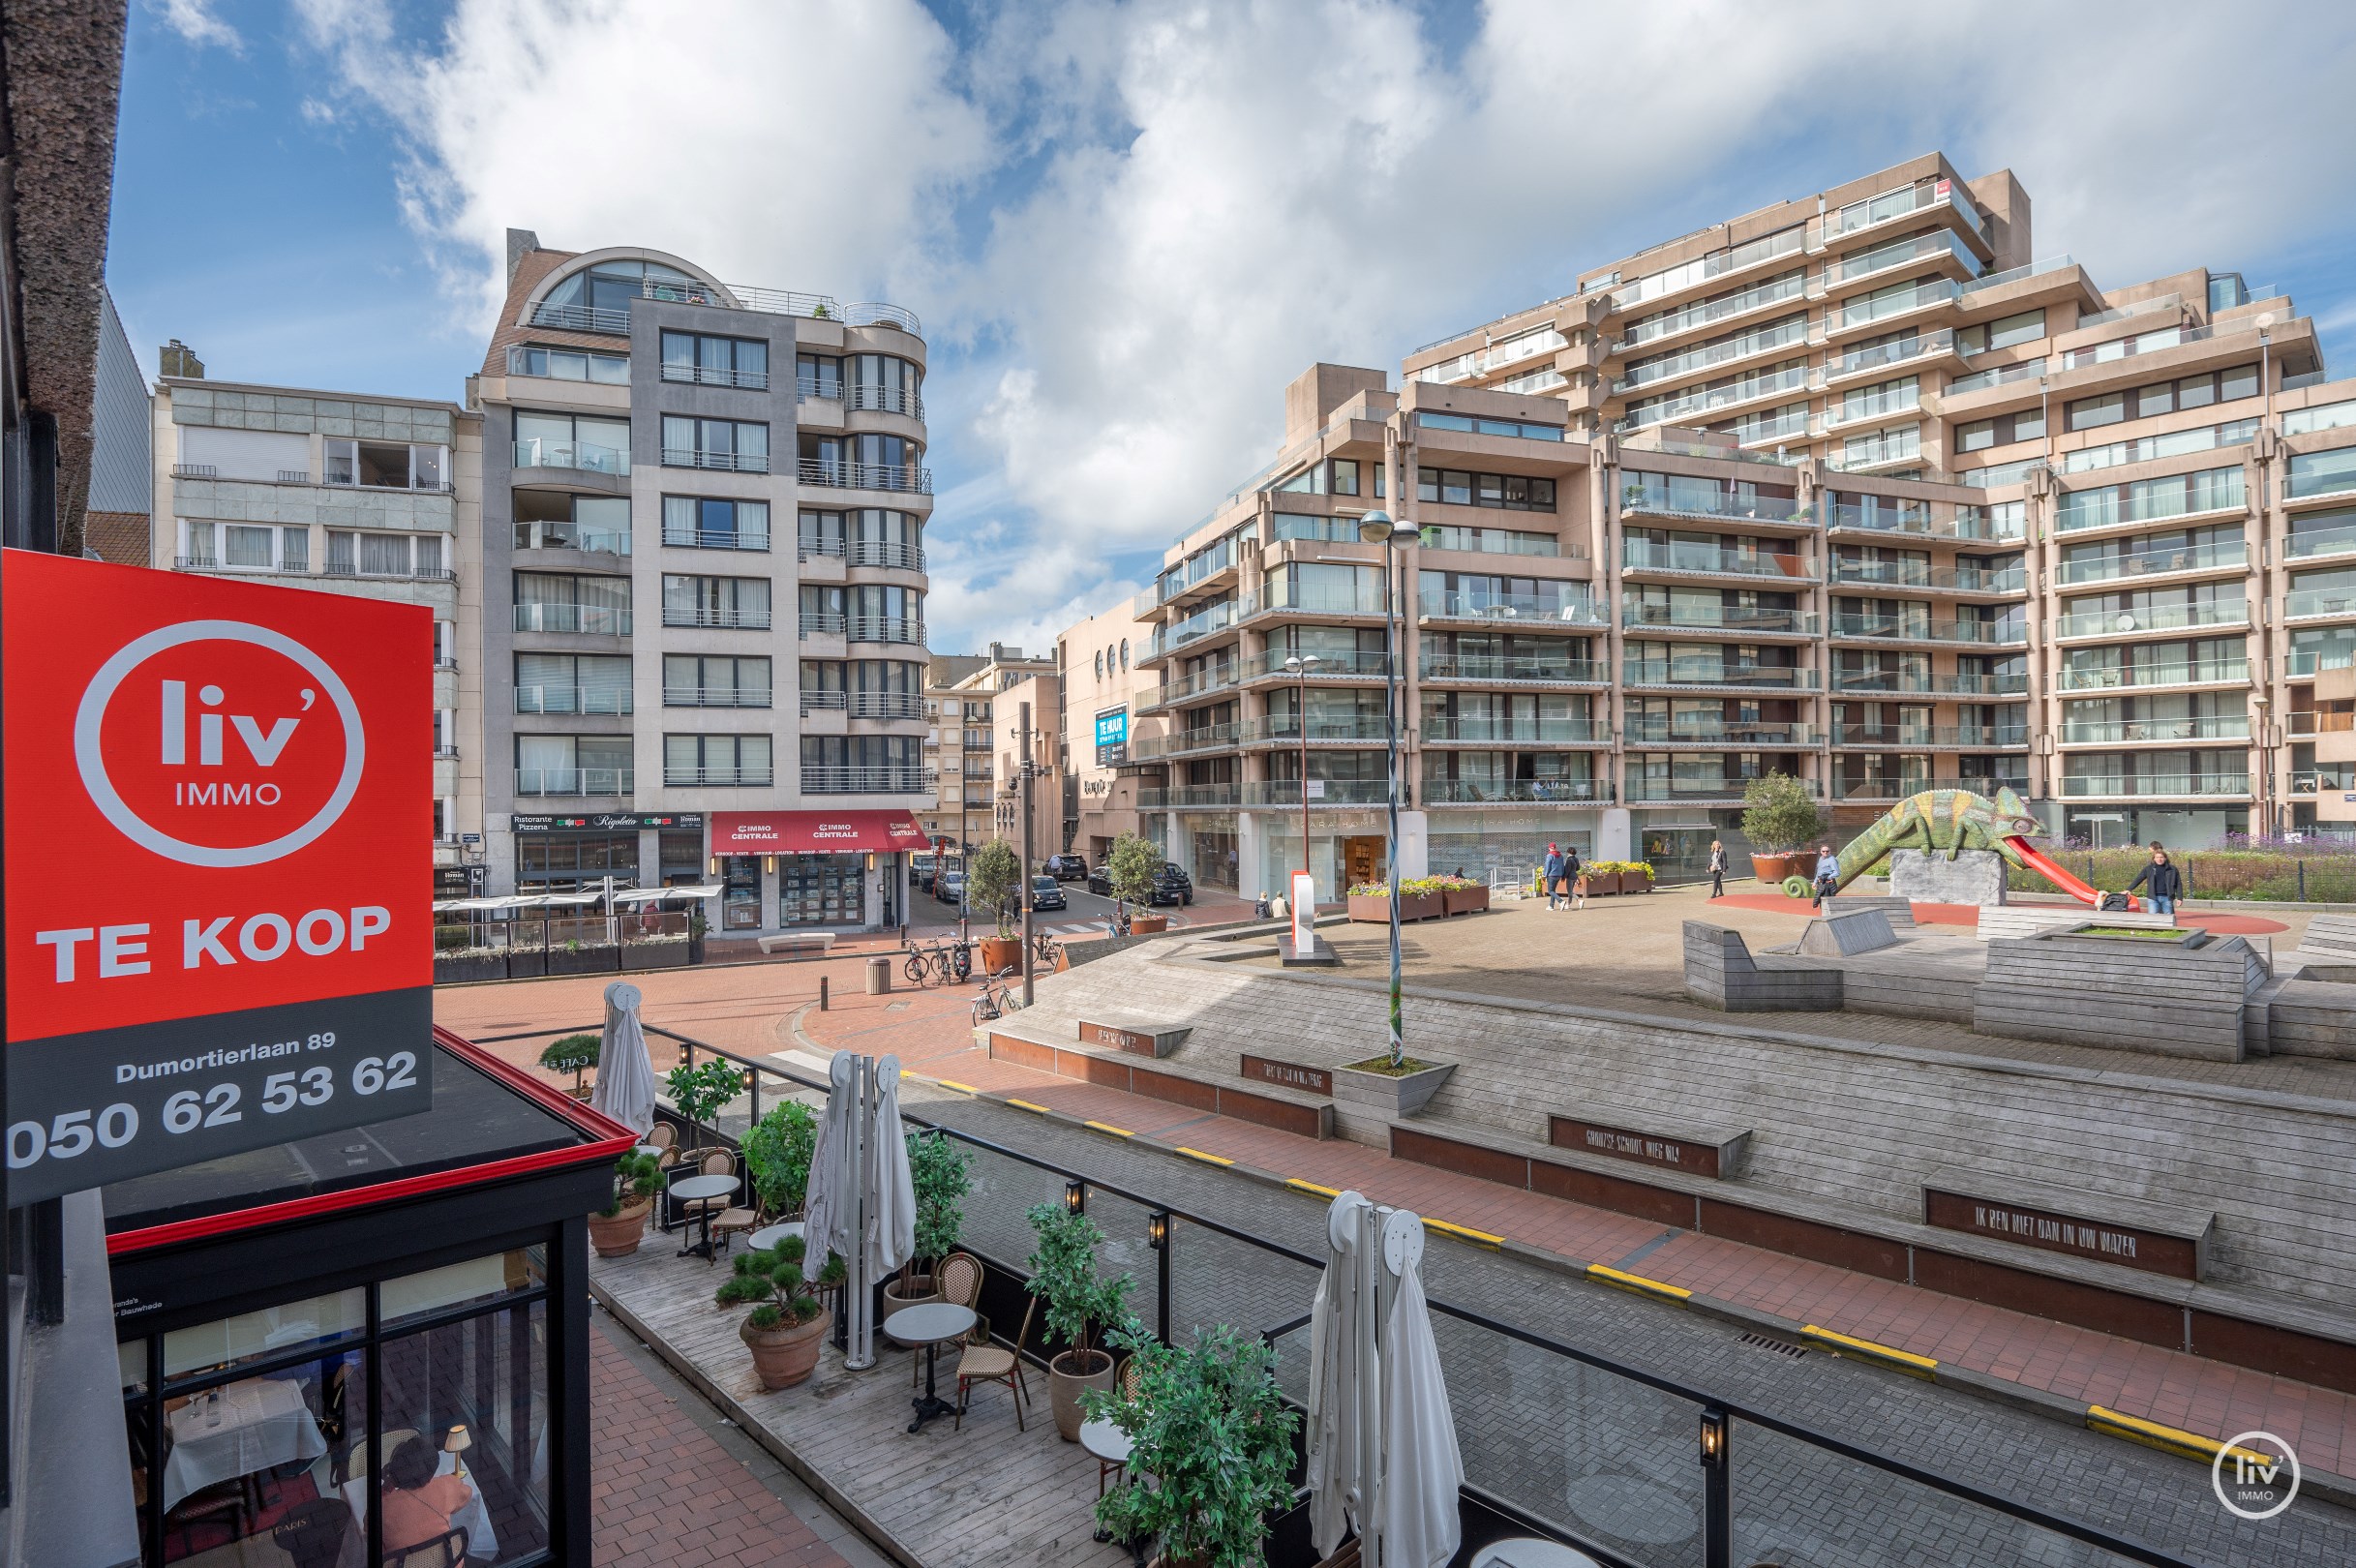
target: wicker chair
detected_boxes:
[385,1525,469,1568]
[951,1254,1034,1432]
[645,1122,680,1166]
[1097,1355,1145,1494]
[710,1199,765,1260]
[670,1149,738,1232]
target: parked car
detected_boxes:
[1085,864,1112,897]
[1032,875,1067,912]
[1149,861,1193,906]
[936,868,966,905]
[912,852,937,891]
[1043,853,1089,882]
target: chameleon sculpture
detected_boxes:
[1796,785,2043,898]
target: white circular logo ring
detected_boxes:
[74,619,366,868]
[2211,1430,2300,1521]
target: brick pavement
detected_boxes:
[591,1313,863,1568]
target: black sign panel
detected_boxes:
[511,812,705,834]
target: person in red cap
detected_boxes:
[1541,841,1566,909]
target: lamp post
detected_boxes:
[1283,652,1321,904]
[1358,509,1414,1068]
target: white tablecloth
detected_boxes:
[162,1376,329,1511]
[343,1451,498,1560]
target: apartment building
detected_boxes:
[1059,599,1163,864]
[921,651,987,851]
[473,233,934,931]
[147,369,487,884]
[1382,151,2356,852]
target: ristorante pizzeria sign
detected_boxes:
[2,552,433,1203]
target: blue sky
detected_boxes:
[110,0,2356,653]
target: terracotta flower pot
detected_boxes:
[1047,1347,1115,1442]
[1751,852,1808,885]
[588,1199,650,1258]
[980,937,1022,972]
[741,1308,831,1390]
[1130,915,1168,934]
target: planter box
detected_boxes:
[548,945,621,976]
[505,950,549,979]
[434,952,509,985]
[1129,915,1168,935]
[1331,1059,1456,1119]
[622,940,692,972]
[1347,894,1388,923]
[1588,871,1624,896]
[1348,892,1446,922]
[1442,886,1490,916]
[1751,852,1809,885]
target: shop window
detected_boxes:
[779,854,864,926]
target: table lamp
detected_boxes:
[443,1425,470,1480]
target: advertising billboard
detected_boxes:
[1095,707,1129,767]
[2,552,433,1203]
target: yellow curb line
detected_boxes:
[1800,1325,1938,1378]
[935,1080,981,1096]
[1083,1120,1134,1138]
[1286,1178,1343,1198]
[1175,1147,1234,1166]
[1423,1218,1503,1250]
[1586,1264,1693,1302]
[1006,1099,1050,1114]
[2086,1406,2274,1466]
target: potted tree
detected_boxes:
[538,1033,600,1100]
[1025,1201,1133,1442]
[589,1150,663,1257]
[968,838,1024,971]
[713,1235,835,1389]
[664,1058,744,1152]
[1741,770,1825,887]
[884,1131,972,1318]
[740,1100,818,1217]
[1107,831,1164,934]
[1086,1324,1301,1568]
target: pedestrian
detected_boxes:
[1254,890,1271,920]
[1707,838,1728,899]
[1541,842,1566,910]
[1811,842,1841,909]
[1565,844,1587,910]
[2127,842,2182,916]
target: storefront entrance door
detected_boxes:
[1344,835,1386,889]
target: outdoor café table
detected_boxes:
[342,1450,497,1560]
[161,1375,329,1510]
[1469,1540,1600,1568]
[747,1221,804,1252]
[881,1302,977,1433]
[668,1173,739,1260]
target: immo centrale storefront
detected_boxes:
[507,807,928,932]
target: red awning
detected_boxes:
[710,809,931,854]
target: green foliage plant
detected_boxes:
[538,1032,601,1093]
[1740,770,1826,853]
[664,1058,743,1147]
[712,1235,824,1331]
[968,838,1023,938]
[905,1131,972,1280]
[1106,831,1160,913]
[740,1101,819,1215]
[600,1151,662,1219]
[1024,1202,1133,1374]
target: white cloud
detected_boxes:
[287,0,2356,651]
[153,0,242,51]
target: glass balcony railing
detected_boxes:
[2060,774,2250,798]
[1423,778,1610,804]
[514,437,628,475]
[1241,779,1391,807]
[2286,526,2356,562]
[2055,600,2248,637]
[1831,724,2027,747]
[1420,654,1606,683]
[1126,723,1242,761]
[1829,432,1925,472]
[1621,477,1804,524]
[1262,578,1391,617]
[1622,541,1816,580]
[1421,717,1606,743]
[1834,279,1959,331]
[1945,358,2050,398]
[1148,599,1241,657]
[2061,716,2250,744]
[1820,180,1986,244]
[2055,660,2250,691]
[1828,328,1954,378]
[1829,615,2024,644]
[516,521,631,558]
[1241,648,1391,680]
[1620,602,1816,635]
[2056,542,2247,585]
[1624,663,1818,689]
[1625,720,1814,747]
[513,603,632,636]
[1616,326,1809,395]
[1134,783,1244,810]
[1830,229,1978,284]
[1829,560,2026,593]
[1619,367,1810,431]
[2055,476,2248,531]
[513,767,633,797]
[1830,669,2030,696]
[1244,715,1393,744]
[2288,451,2356,501]
[1611,226,1804,311]
[1616,273,1808,351]
[2285,588,2356,621]
[1418,589,1607,625]
[1625,776,1812,802]
[513,684,631,715]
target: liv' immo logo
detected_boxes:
[74,619,365,868]
[2212,1431,2300,1521]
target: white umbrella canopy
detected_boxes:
[589,981,656,1136]
[864,1055,916,1278]
[1377,1213,1464,1568]
[803,1053,861,1274]
[1307,1191,1375,1557]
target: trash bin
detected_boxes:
[865,955,891,995]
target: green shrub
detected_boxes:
[741,1101,818,1215]
[968,838,1023,937]
[435,923,473,950]
[712,1236,824,1328]
[1740,771,1825,852]
[539,1033,601,1093]
[1024,1202,1133,1371]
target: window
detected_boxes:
[2289,447,2356,500]
[325,530,445,579]
[324,438,450,490]
[1094,649,1104,678]
[848,508,921,568]
[800,734,924,792]
[515,651,631,713]
[1413,467,1556,511]
[1120,639,1130,669]
[1955,310,2045,355]
[665,654,770,707]
[847,353,921,416]
[536,256,702,327]
[515,493,630,556]
[507,343,629,383]
[797,353,842,398]
[1413,411,1566,441]
[665,733,773,786]
[514,409,630,474]
[1956,419,1995,454]
[1331,458,1361,497]
[847,583,924,641]
[433,618,456,668]
[661,416,770,472]
[662,574,771,628]
[1953,408,2042,454]
[512,571,631,634]
[662,495,770,550]
[2067,392,2126,432]
[660,329,769,389]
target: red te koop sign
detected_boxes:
[2,552,433,1203]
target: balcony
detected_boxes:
[1135,783,1244,810]
[1242,780,1393,807]
[800,766,935,795]
[800,611,847,638]
[2059,773,2251,799]
[2055,482,2248,534]
[514,604,633,636]
[1420,717,1607,744]
[846,540,926,570]
[845,691,926,719]
[1830,669,2030,697]
[1825,328,1956,382]
[519,521,632,558]
[1828,280,1959,335]
[1945,358,2050,399]
[663,447,770,474]
[530,279,921,336]
[1615,273,1808,352]
[2054,600,2247,639]
[1420,654,1607,684]
[1237,648,1390,684]
[1824,500,2010,542]
[1827,229,1979,286]
[663,363,769,391]
[1622,541,1816,583]
[664,525,771,552]
[1625,776,1813,803]
[1424,778,1610,805]
[1831,724,2026,748]
[1827,432,1925,474]
[2288,452,2356,504]
[664,606,772,630]
[1626,720,1814,747]
[1620,479,1805,526]
[664,765,775,787]
[1623,663,1819,692]
[846,616,926,646]
[1620,602,1817,636]
[1617,368,1810,434]
[1147,599,1243,658]
[1616,325,1808,397]
[514,685,631,715]
[1127,722,1242,761]
[514,767,633,797]
[2285,588,2356,623]
[798,459,934,494]
[1829,614,2024,646]
[513,437,628,476]
[2054,660,2250,692]
[1829,560,2026,594]
[2060,716,2250,745]
[1833,775,2013,802]
[1611,226,1805,314]
[1417,589,1607,627]
[668,685,773,709]
[1816,181,1989,252]
[1137,665,1244,712]
[2285,525,2356,564]
[1244,715,1393,745]
[2056,542,2247,586]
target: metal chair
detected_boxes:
[385,1525,469,1567]
[954,1293,1035,1433]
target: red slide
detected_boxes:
[2004,834,2142,911]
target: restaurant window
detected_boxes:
[121,1248,550,1567]
[515,831,638,891]
[660,829,705,885]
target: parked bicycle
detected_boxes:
[1030,929,1062,971]
[971,966,1023,1025]
[902,936,971,987]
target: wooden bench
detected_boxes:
[1683,921,1843,1011]
[757,931,837,955]
[1975,907,2173,942]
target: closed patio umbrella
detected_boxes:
[589,981,656,1137]
[862,1055,916,1280]
[1307,1191,1377,1557]
[1377,1211,1463,1568]
[803,1052,861,1281]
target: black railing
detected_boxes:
[474,1019,2206,1568]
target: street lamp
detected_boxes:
[1357,508,1416,1068]
[1283,651,1321,911]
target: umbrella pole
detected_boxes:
[843,1055,876,1370]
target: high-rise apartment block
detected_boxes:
[1106,152,2356,895]
[475,234,934,930]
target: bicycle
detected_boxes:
[1030,929,1062,971]
[971,966,1023,1025]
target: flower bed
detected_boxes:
[1582,860,1655,895]
[1344,875,1483,921]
